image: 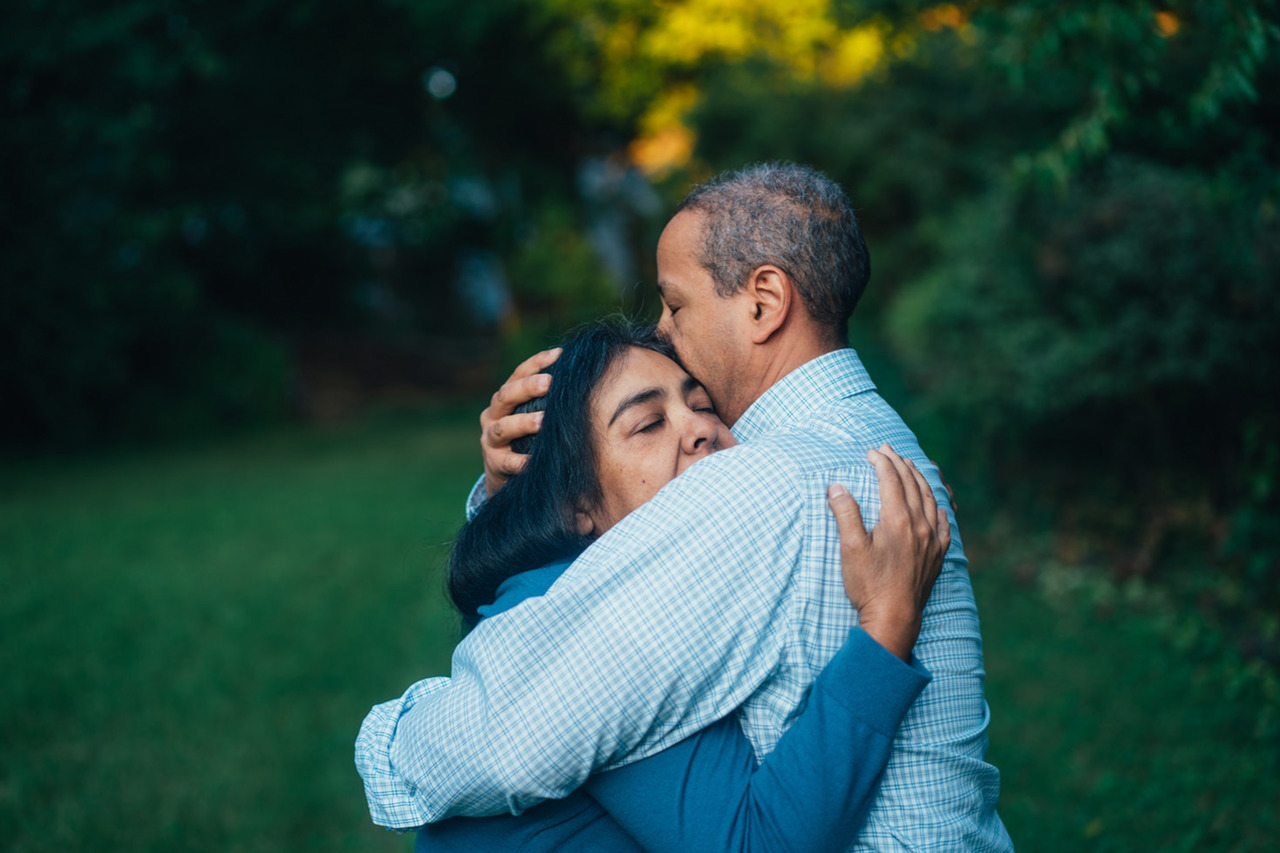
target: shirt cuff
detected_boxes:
[815,627,932,738]
[355,677,450,830]
[464,474,488,521]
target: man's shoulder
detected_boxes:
[754,391,916,471]
[648,439,807,510]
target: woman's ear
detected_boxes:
[575,507,596,537]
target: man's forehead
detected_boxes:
[660,208,706,249]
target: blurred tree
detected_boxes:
[875,1,1280,655]
[0,0,611,445]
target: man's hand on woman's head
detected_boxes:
[826,445,951,661]
[479,347,560,496]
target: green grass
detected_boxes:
[975,549,1279,852]
[1,409,477,852]
[2,409,1275,851]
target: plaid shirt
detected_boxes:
[356,348,1011,851]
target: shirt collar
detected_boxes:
[730,348,876,443]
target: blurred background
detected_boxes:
[2,0,1278,850]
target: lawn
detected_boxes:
[2,408,1274,851]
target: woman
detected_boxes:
[422,321,947,852]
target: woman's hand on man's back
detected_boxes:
[826,446,950,661]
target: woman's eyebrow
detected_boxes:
[609,387,665,427]
[681,376,703,397]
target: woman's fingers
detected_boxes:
[904,458,938,542]
[827,483,869,559]
[881,445,924,520]
[833,447,954,660]
[931,460,958,516]
[867,447,909,520]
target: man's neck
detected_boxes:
[724,335,844,426]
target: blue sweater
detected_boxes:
[417,560,930,852]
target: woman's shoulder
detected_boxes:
[476,558,576,621]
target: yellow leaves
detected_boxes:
[821,23,887,88]
[630,125,698,177]
[644,0,760,65]
[639,0,884,85]
[918,4,966,33]
[639,84,700,136]
[559,1,901,173]
[1155,11,1180,38]
[629,85,700,176]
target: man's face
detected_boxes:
[655,210,753,425]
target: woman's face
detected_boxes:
[580,346,735,536]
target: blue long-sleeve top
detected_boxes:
[415,559,931,852]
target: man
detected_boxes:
[358,163,1012,850]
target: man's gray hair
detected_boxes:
[676,162,870,340]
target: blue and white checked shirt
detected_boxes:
[356,348,1012,851]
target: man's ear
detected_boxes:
[575,507,596,538]
[745,265,792,344]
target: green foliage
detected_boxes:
[976,0,1280,183]
[510,206,626,318]
[887,159,1279,436]
[1,0,603,447]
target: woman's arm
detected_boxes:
[415,790,641,853]
[583,626,928,853]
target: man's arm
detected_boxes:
[365,443,807,822]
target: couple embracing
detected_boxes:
[357,163,1013,852]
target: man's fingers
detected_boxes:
[495,450,529,477]
[827,483,869,552]
[509,347,562,381]
[483,450,528,496]
[486,411,544,449]
[491,373,552,420]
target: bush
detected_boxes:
[887,158,1279,463]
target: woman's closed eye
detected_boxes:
[637,416,665,434]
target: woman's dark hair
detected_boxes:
[448,319,676,627]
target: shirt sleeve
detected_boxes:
[582,628,931,853]
[376,445,809,821]
[463,474,487,521]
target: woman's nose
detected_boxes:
[682,412,718,455]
